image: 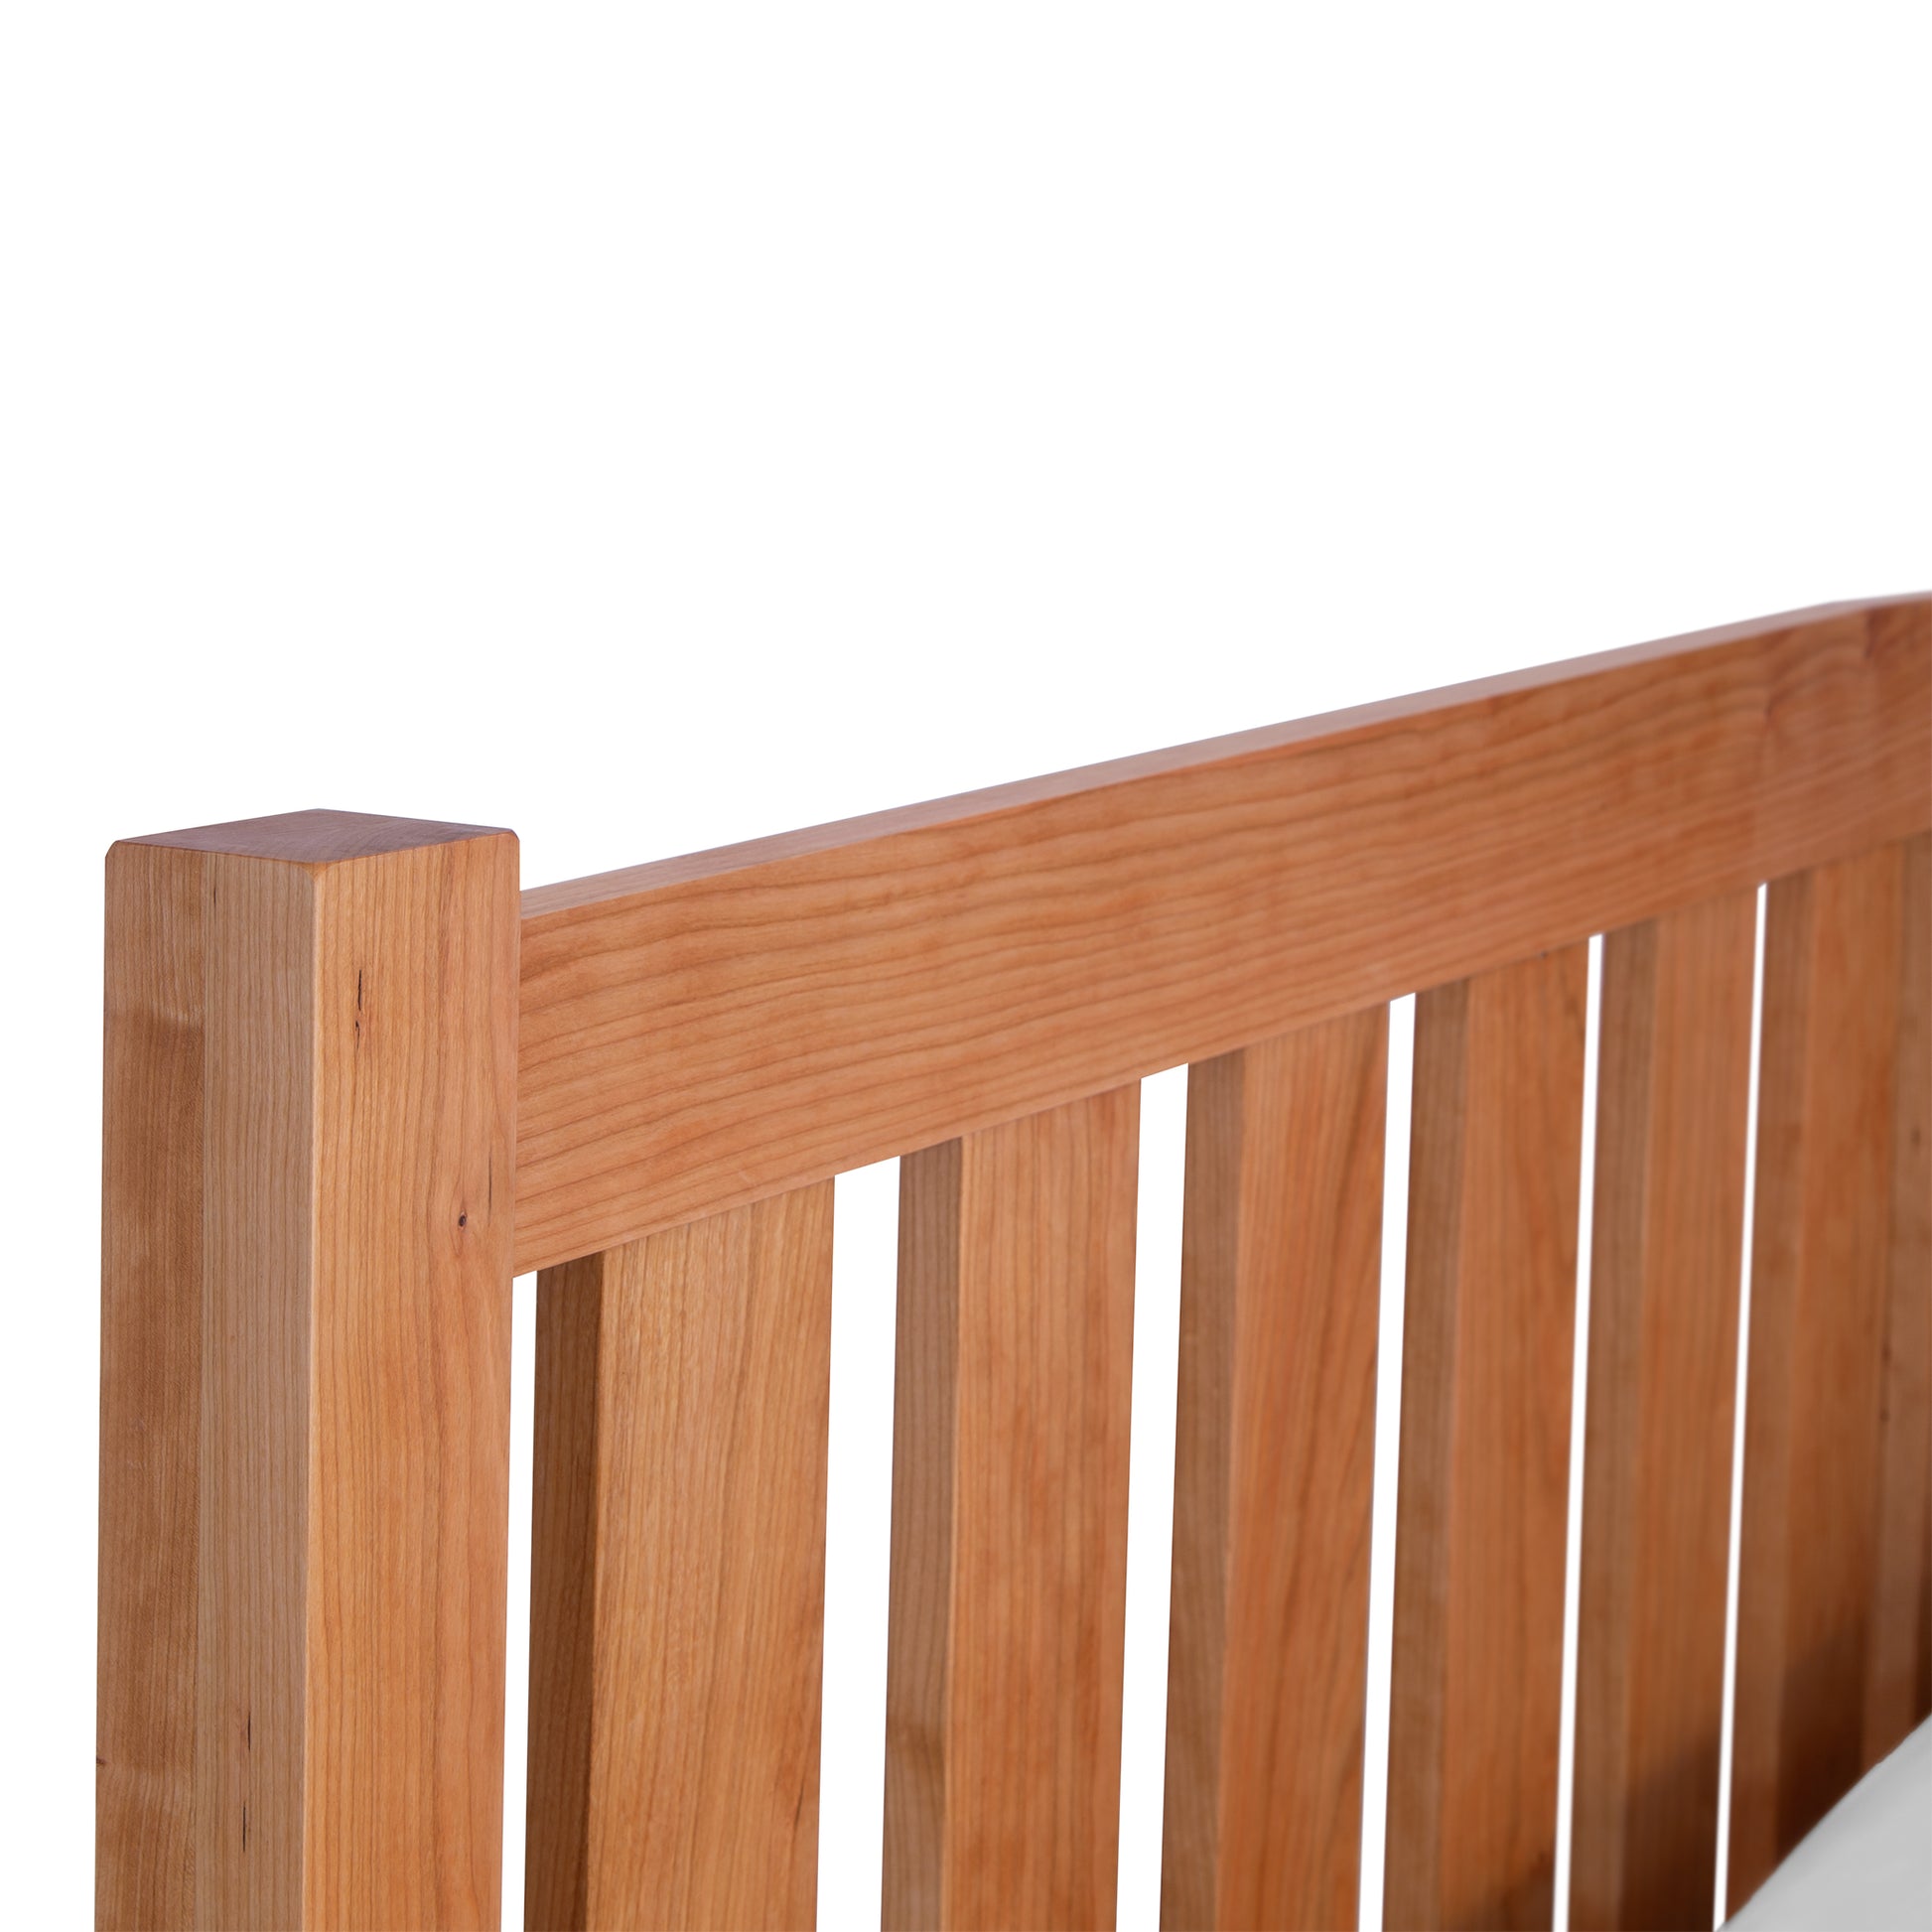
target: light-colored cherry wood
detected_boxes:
[1570,894,1756,1932]
[97,811,518,1931]
[1728,844,1914,1912]
[514,598,1928,1273]
[883,1089,1139,1932]
[524,1186,835,1932]
[95,605,1932,1929]
[97,843,204,1932]
[1867,832,1931,1758]
[882,1139,961,1932]
[523,1251,603,1932]
[1159,1013,1386,1932]
[1385,946,1587,1932]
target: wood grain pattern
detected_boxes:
[524,1186,835,1932]
[1570,894,1756,1932]
[97,813,518,1931]
[523,1249,603,1932]
[1867,832,1931,1757]
[515,598,1929,1273]
[882,1141,961,1932]
[97,844,204,1931]
[883,1089,1139,1932]
[130,806,507,862]
[1160,1013,1386,1932]
[1385,946,1587,1932]
[1729,840,1926,1912]
[199,854,314,1928]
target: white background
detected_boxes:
[3,7,1928,1927]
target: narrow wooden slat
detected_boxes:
[1867,831,1931,1755]
[515,598,1928,1273]
[525,1185,834,1932]
[1729,840,1927,1911]
[883,1088,1139,1931]
[1160,1012,1386,1931]
[523,1253,604,1932]
[1570,893,1756,1931]
[882,1140,961,1932]
[97,811,518,1931]
[1385,945,1587,1931]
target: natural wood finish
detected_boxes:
[1385,946,1587,1931]
[1867,832,1932,1757]
[882,1140,961,1931]
[514,598,1929,1273]
[1727,845,1911,1910]
[883,1089,1139,1931]
[1159,1013,1386,1932]
[97,812,518,1931]
[1570,894,1756,1931]
[96,609,1932,1929]
[97,843,204,1932]
[129,806,507,862]
[523,1252,603,1932]
[524,1186,835,1932]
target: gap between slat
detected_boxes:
[1714,885,1771,1925]
[1552,935,1607,1930]
[819,1157,901,1931]
[1356,993,1418,1930]
[1117,1066,1190,1928]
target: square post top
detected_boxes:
[122,807,511,865]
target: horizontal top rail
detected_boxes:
[517,597,1929,1273]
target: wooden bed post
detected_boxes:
[96,810,519,1932]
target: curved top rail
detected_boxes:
[514,595,1930,1273]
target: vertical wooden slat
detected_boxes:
[883,1087,1140,1932]
[883,1140,962,1932]
[523,1253,604,1932]
[1729,840,1927,1910]
[524,1184,835,1932]
[1159,1011,1386,1931]
[1868,831,1932,1757]
[97,812,518,1931]
[1570,894,1756,1931]
[1384,945,1587,1932]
